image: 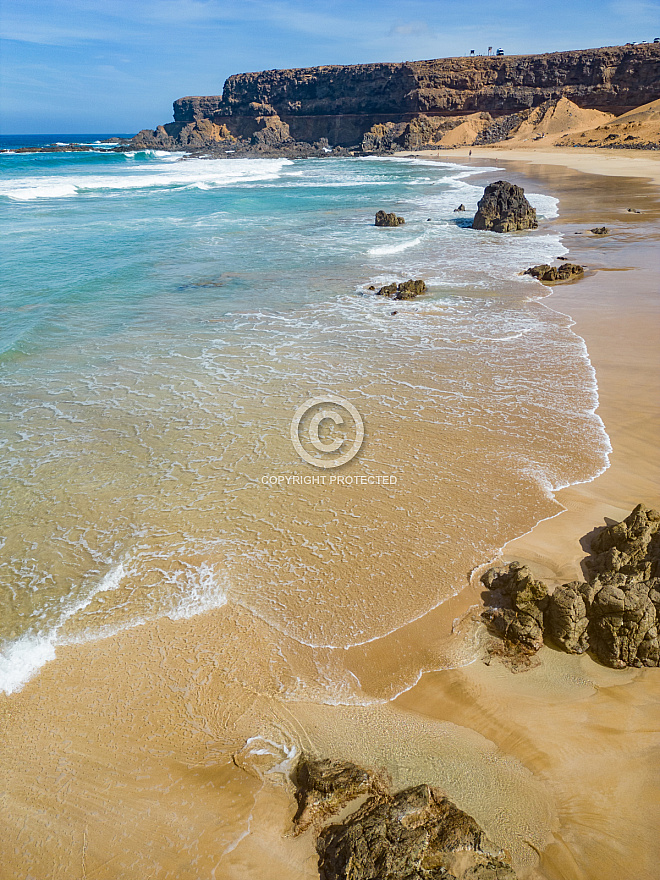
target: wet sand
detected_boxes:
[1,151,659,879]
[392,151,660,879]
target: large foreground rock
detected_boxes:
[316,784,517,880]
[481,504,660,668]
[292,756,389,835]
[472,181,538,233]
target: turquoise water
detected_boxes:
[0,143,610,696]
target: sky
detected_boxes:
[2,0,659,134]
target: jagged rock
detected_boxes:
[375,210,405,227]
[482,505,660,669]
[586,503,660,581]
[251,116,292,146]
[376,280,427,300]
[545,582,590,653]
[472,182,538,233]
[473,113,523,145]
[292,756,389,835]
[362,122,404,152]
[481,562,548,651]
[524,263,584,282]
[589,577,659,667]
[454,204,466,212]
[590,226,609,235]
[316,784,517,880]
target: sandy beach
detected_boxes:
[1,148,659,879]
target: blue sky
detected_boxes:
[2,0,659,133]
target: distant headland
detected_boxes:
[121,43,660,156]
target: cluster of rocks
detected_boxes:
[523,263,584,283]
[373,280,427,300]
[590,226,609,235]
[472,181,538,233]
[482,504,660,668]
[375,210,405,227]
[292,756,518,880]
[473,113,523,145]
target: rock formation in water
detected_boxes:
[375,210,405,227]
[124,44,659,154]
[524,263,584,282]
[472,182,538,233]
[376,280,427,300]
[482,504,660,668]
[291,757,518,880]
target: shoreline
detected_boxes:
[1,148,659,879]
[391,148,660,878]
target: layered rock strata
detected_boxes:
[126,44,660,152]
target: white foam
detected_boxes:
[0,157,293,201]
[367,234,426,256]
[0,562,126,695]
[0,634,57,695]
[164,561,229,620]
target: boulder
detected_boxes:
[481,562,549,651]
[482,505,660,669]
[472,181,538,233]
[545,582,590,653]
[375,210,405,227]
[316,784,517,880]
[586,503,660,581]
[588,577,659,668]
[292,756,389,835]
[454,204,466,212]
[590,226,609,235]
[376,280,427,300]
[524,263,584,282]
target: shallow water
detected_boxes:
[0,145,610,698]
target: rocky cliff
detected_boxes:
[130,43,659,151]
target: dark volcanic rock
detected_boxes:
[376,279,427,300]
[524,262,584,282]
[316,784,517,880]
[125,44,660,153]
[472,182,538,233]
[586,503,660,581]
[588,576,659,668]
[481,562,548,650]
[544,582,590,653]
[482,504,660,669]
[292,756,390,835]
[375,210,405,227]
[590,226,609,235]
[454,204,466,212]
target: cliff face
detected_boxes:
[133,44,660,150]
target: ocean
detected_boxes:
[0,137,611,699]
